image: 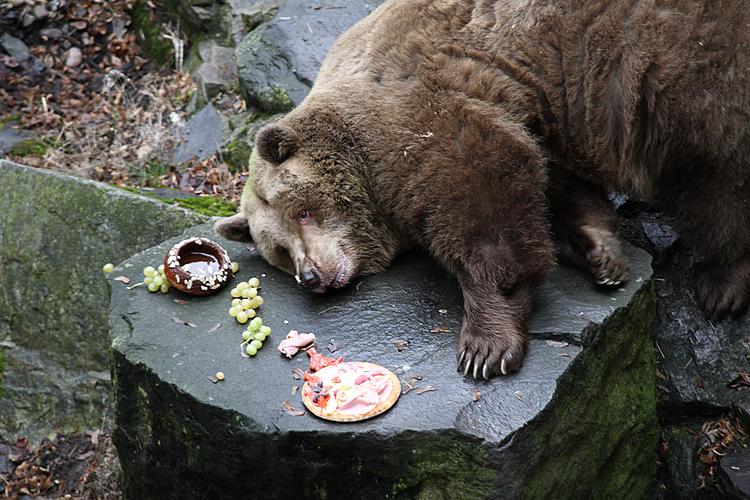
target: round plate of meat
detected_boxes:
[301,362,401,422]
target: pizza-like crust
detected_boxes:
[301,362,401,422]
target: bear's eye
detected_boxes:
[296,209,314,224]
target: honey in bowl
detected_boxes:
[164,237,234,295]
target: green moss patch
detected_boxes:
[165,196,236,217]
[516,283,659,499]
[9,138,52,157]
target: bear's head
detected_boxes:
[214,106,401,293]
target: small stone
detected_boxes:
[65,47,82,68]
[1,34,30,62]
[32,4,48,19]
[22,13,36,28]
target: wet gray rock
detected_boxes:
[662,425,702,497]
[193,40,238,97]
[652,248,750,417]
[0,33,30,62]
[236,0,383,112]
[111,222,657,498]
[171,103,230,164]
[0,160,207,442]
[0,125,30,157]
[718,447,750,499]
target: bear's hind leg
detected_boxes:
[549,173,629,286]
[659,157,750,320]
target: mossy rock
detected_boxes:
[110,222,658,499]
[0,160,207,441]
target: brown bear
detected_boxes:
[216,0,750,379]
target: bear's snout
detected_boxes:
[297,268,322,290]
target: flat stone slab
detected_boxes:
[110,222,657,498]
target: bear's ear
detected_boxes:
[255,124,298,164]
[213,213,253,242]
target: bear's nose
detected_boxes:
[298,268,321,289]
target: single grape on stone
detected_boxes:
[103,263,114,274]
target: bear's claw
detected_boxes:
[457,323,526,379]
[584,227,629,287]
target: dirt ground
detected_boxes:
[1,432,120,499]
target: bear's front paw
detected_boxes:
[457,318,528,379]
[582,226,629,286]
[696,259,750,320]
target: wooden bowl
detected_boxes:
[163,237,233,295]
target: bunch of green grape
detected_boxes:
[143,265,171,293]
[241,317,272,356]
[228,278,264,324]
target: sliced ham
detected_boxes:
[277,330,316,358]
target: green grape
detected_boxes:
[241,288,252,299]
[240,298,252,310]
[253,331,265,342]
[147,282,159,292]
[242,331,252,341]
[230,287,241,298]
[228,307,240,318]
[158,265,165,274]
[250,339,263,350]
[237,311,249,324]
[246,309,256,319]
[144,276,153,285]
[102,263,114,274]
[256,296,264,306]
[231,298,242,307]
[231,262,239,273]
[247,288,258,298]
[143,266,155,277]
[160,283,170,293]
[248,296,262,309]
[249,317,262,331]
[248,277,260,288]
[152,275,164,287]
[246,344,257,356]
[259,325,271,337]
[237,281,249,291]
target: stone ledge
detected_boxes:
[0,160,207,441]
[110,222,657,498]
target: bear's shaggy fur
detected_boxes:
[216,0,750,378]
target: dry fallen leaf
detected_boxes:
[430,326,450,333]
[114,276,131,284]
[208,323,222,333]
[282,401,305,416]
[327,339,340,353]
[393,339,410,352]
[172,317,196,328]
[415,385,436,395]
[174,299,189,305]
[291,384,299,396]
[545,340,569,348]
[292,368,305,380]
[472,387,481,402]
